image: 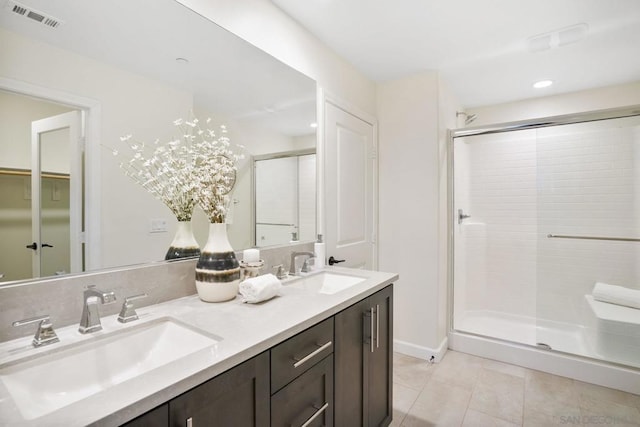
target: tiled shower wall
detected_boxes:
[536,118,640,324]
[455,130,538,320]
[455,116,640,328]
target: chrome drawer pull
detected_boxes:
[300,402,329,427]
[293,341,332,368]
[376,304,380,349]
[370,307,375,353]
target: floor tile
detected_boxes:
[463,408,520,427]
[391,350,640,427]
[394,353,436,391]
[394,382,421,416]
[402,400,466,427]
[575,380,640,410]
[468,369,524,424]
[579,394,640,425]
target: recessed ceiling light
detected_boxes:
[310,122,318,128]
[533,80,553,89]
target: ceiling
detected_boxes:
[270,0,640,108]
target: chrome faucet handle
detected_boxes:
[117,293,147,323]
[272,264,288,280]
[301,256,316,273]
[13,314,59,347]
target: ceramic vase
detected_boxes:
[195,222,241,302]
[165,220,201,260]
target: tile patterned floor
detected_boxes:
[392,351,640,427]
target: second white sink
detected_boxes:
[291,271,367,295]
[0,318,220,420]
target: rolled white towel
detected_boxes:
[239,273,282,304]
[592,282,640,310]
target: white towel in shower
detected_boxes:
[592,282,640,310]
[239,273,282,303]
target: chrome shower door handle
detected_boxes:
[458,209,471,224]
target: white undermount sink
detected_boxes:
[0,318,220,420]
[291,271,367,294]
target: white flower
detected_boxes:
[117,114,243,223]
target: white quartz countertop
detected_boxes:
[0,267,397,426]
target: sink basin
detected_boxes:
[0,318,220,420]
[291,272,367,295]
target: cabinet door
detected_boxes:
[334,297,368,426]
[366,285,393,427]
[169,352,270,427]
[121,404,168,427]
[271,355,334,427]
[334,285,393,427]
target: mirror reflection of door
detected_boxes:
[0,90,82,282]
[32,111,82,278]
[254,150,316,247]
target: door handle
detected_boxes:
[42,243,54,248]
[26,242,38,250]
[328,256,345,265]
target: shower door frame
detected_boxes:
[447,104,640,352]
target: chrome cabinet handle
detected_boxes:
[293,341,333,368]
[186,417,192,427]
[376,304,380,349]
[370,307,375,353]
[293,341,332,368]
[300,402,329,427]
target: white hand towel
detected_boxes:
[239,273,282,304]
[592,282,640,310]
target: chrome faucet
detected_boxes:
[79,285,117,334]
[289,251,316,275]
[13,314,59,347]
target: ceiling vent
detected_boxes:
[527,23,588,53]
[8,1,63,28]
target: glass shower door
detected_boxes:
[535,116,640,368]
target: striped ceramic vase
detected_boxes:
[195,222,241,302]
[165,220,201,260]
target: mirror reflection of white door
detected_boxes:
[31,111,82,278]
[324,101,376,269]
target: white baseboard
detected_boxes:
[394,337,448,363]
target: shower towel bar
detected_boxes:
[547,234,640,242]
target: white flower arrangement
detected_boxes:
[115,116,244,223]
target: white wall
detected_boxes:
[467,81,640,126]
[378,72,460,358]
[176,0,376,116]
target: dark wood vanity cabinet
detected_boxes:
[334,285,393,427]
[121,404,168,427]
[121,284,393,427]
[169,352,270,427]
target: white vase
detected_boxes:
[195,222,241,302]
[165,220,201,260]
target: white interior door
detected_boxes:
[324,101,376,269]
[31,111,82,277]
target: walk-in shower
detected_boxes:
[448,106,640,392]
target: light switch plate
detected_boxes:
[149,218,168,233]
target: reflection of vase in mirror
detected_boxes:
[195,223,241,302]
[164,220,201,260]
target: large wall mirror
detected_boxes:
[0,0,317,284]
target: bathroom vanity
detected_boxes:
[0,267,396,426]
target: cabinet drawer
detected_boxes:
[271,355,334,427]
[271,317,333,393]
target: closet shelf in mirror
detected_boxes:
[0,167,70,180]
